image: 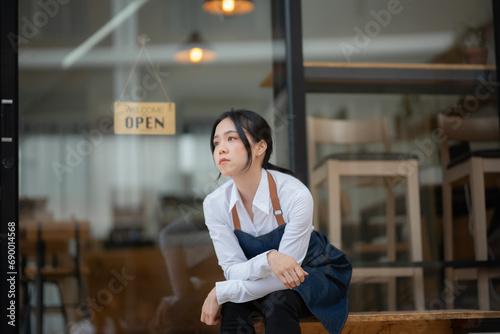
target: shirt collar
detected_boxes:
[228,180,241,214]
[227,168,271,215]
[253,168,271,215]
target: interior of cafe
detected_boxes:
[13,0,500,333]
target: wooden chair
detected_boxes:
[437,114,500,310]
[20,219,91,334]
[307,116,425,310]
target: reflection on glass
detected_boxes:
[153,203,222,333]
[15,0,500,332]
[18,0,273,326]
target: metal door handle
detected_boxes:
[1,99,13,143]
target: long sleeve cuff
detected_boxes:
[216,280,243,304]
[225,250,273,281]
[215,275,287,304]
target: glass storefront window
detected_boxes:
[302,0,499,312]
[18,1,274,332]
[12,0,500,332]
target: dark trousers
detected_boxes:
[220,289,312,334]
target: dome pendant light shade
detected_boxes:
[202,0,254,16]
[174,32,217,64]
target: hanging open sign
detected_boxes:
[114,102,175,135]
[113,35,175,135]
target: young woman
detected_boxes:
[200,109,352,333]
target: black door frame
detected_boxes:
[0,0,19,333]
[493,0,500,136]
[271,0,308,185]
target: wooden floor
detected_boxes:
[254,310,500,334]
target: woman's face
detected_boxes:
[212,117,260,177]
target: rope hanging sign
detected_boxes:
[114,35,175,135]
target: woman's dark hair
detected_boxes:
[210,109,296,178]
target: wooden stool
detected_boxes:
[437,114,500,310]
[307,116,425,310]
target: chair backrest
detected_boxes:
[306,116,391,178]
[436,114,500,167]
[20,220,90,268]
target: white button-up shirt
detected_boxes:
[203,168,314,304]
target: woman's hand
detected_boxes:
[200,286,221,326]
[267,250,308,289]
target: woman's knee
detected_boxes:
[221,302,261,329]
[261,290,309,319]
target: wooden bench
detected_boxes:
[254,310,500,334]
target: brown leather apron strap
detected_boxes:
[267,171,286,227]
[232,171,286,230]
[232,205,241,230]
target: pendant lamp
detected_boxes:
[202,0,254,16]
[174,31,217,64]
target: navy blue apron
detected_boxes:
[231,171,352,334]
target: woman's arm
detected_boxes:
[277,188,314,263]
[215,275,287,304]
[201,276,288,324]
[205,188,315,304]
[204,200,273,281]
[267,188,313,289]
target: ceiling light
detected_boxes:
[174,32,217,64]
[202,0,254,16]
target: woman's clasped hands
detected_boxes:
[267,250,308,289]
